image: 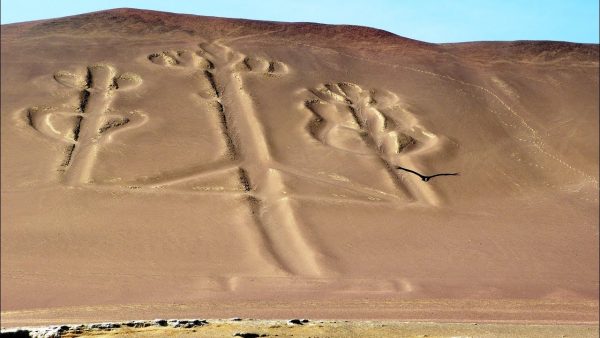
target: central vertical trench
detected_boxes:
[63,66,115,186]
[209,51,327,276]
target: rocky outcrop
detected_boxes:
[0,319,208,337]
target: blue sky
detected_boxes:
[1,0,598,43]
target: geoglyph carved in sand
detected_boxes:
[24,64,147,185]
[305,82,447,205]
[22,43,451,276]
[144,42,333,276]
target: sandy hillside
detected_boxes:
[1,8,598,326]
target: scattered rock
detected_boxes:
[47,329,60,337]
[1,330,30,338]
[129,321,149,328]
[1,318,208,337]
[38,327,61,338]
[288,319,304,325]
[167,319,208,328]
[234,333,265,338]
[230,317,243,321]
[90,322,120,330]
[154,319,168,326]
[192,319,208,326]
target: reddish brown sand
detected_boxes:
[1,8,598,327]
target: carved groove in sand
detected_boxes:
[146,42,328,276]
[305,82,444,205]
[25,64,147,185]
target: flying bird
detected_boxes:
[396,166,459,182]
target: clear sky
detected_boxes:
[1,0,598,43]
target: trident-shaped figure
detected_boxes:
[26,64,146,186]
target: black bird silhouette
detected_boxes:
[396,166,459,182]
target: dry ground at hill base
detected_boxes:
[54,321,600,338]
[3,320,599,338]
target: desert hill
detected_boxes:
[1,8,598,326]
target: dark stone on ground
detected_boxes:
[234,333,264,338]
[0,330,30,338]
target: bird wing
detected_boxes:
[428,172,459,178]
[396,166,426,179]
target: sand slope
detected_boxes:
[1,8,598,326]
